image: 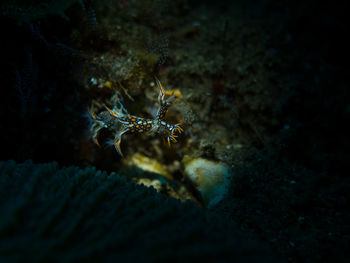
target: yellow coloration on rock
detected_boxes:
[165,89,182,98]
[135,178,162,191]
[184,157,230,207]
[123,153,171,179]
[104,81,113,88]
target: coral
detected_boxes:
[0,160,279,262]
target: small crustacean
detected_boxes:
[88,78,183,157]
